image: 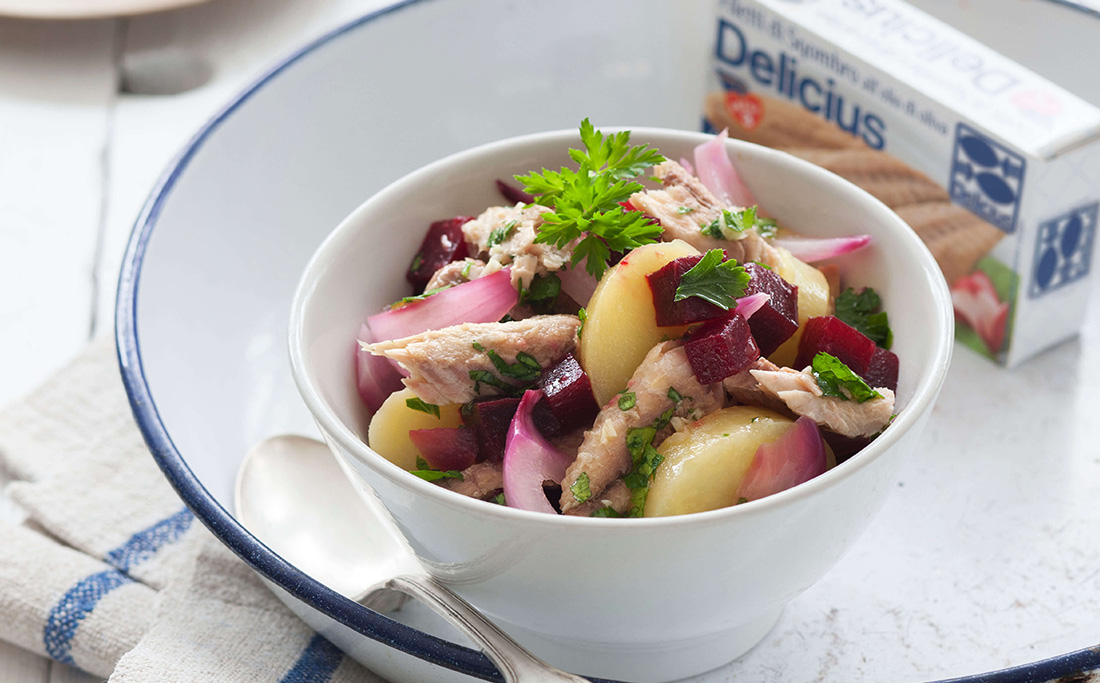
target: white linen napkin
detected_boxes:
[0,339,385,682]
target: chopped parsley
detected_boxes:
[577,307,588,339]
[461,260,474,278]
[487,220,517,249]
[571,472,592,503]
[492,493,506,505]
[468,343,542,394]
[736,497,749,505]
[520,273,561,313]
[411,456,464,482]
[405,397,440,418]
[667,387,683,403]
[699,206,764,241]
[835,287,893,349]
[620,407,675,517]
[618,391,637,411]
[389,285,453,309]
[677,206,695,214]
[409,253,423,273]
[409,469,464,482]
[469,370,512,394]
[674,249,750,310]
[755,217,778,239]
[516,119,666,280]
[591,506,622,518]
[812,352,882,403]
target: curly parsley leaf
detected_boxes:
[515,119,666,280]
[674,249,750,310]
[835,287,893,349]
[405,397,440,418]
[812,352,882,403]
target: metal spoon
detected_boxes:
[234,434,588,683]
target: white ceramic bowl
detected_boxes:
[288,128,954,681]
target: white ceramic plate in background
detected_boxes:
[115,0,1100,681]
[0,0,211,19]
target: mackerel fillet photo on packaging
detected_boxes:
[706,0,1100,366]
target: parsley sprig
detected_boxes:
[674,249,751,310]
[811,353,882,403]
[516,119,666,280]
[835,287,893,349]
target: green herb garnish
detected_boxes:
[390,285,453,309]
[492,493,506,505]
[591,506,622,518]
[461,260,474,278]
[618,391,637,411]
[520,273,561,313]
[736,497,749,505]
[811,352,882,403]
[409,469,464,482]
[835,287,893,349]
[487,220,517,249]
[409,253,423,273]
[405,397,440,418]
[677,206,695,214]
[622,423,666,517]
[516,119,666,280]
[469,370,512,394]
[577,307,588,339]
[667,387,683,403]
[674,249,750,310]
[571,472,592,503]
[699,206,763,240]
[487,350,541,382]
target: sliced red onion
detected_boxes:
[771,235,871,263]
[368,268,517,341]
[734,292,770,321]
[502,390,574,514]
[693,128,755,207]
[951,270,1008,354]
[735,416,827,503]
[679,157,695,175]
[557,263,599,306]
[355,324,404,414]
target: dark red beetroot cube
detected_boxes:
[537,354,599,430]
[862,346,899,392]
[742,263,799,356]
[793,316,876,375]
[406,216,474,293]
[496,179,535,204]
[822,430,872,465]
[684,312,760,384]
[648,255,727,327]
[409,427,478,471]
[462,398,519,462]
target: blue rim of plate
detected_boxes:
[113,2,1100,682]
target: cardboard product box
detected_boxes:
[705,0,1100,366]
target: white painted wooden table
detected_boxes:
[0,1,1097,681]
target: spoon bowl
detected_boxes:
[234,434,589,683]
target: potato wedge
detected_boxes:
[580,240,700,406]
[367,387,463,470]
[645,406,794,517]
[768,246,831,367]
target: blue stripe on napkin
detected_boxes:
[104,506,194,573]
[43,569,135,665]
[280,633,345,683]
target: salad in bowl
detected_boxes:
[356,121,900,519]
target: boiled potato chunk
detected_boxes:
[645,406,794,517]
[367,387,463,470]
[580,240,700,406]
[768,246,831,367]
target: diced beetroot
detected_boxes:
[496,179,535,204]
[648,255,727,326]
[536,353,599,430]
[862,346,899,392]
[409,427,478,471]
[793,316,875,375]
[684,312,760,384]
[742,263,799,356]
[406,216,474,293]
[462,398,520,463]
[822,430,873,465]
[532,398,562,437]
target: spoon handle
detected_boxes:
[385,574,590,683]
